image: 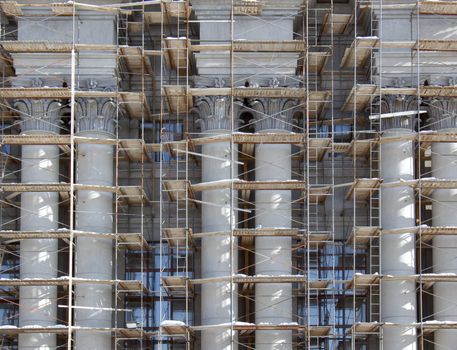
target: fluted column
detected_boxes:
[378,95,417,350]
[15,98,62,350]
[195,95,238,350]
[253,97,296,350]
[74,96,116,350]
[428,98,457,350]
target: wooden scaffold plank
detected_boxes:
[119,46,154,76]
[232,40,306,53]
[341,84,377,112]
[346,226,381,246]
[340,37,378,68]
[161,276,192,297]
[345,273,380,290]
[164,37,190,75]
[306,51,329,74]
[162,228,193,247]
[233,0,264,16]
[118,139,151,162]
[163,85,192,114]
[345,178,382,201]
[321,13,353,35]
[162,0,191,19]
[418,1,457,15]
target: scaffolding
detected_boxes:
[0,1,152,349]
[0,0,457,349]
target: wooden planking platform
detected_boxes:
[161,321,189,336]
[232,133,304,144]
[161,276,192,297]
[308,138,332,161]
[0,230,148,250]
[162,180,195,202]
[321,13,353,35]
[420,273,457,290]
[341,84,377,112]
[340,37,378,68]
[422,321,457,335]
[117,186,147,205]
[413,39,457,51]
[233,0,264,16]
[163,85,192,114]
[119,46,154,76]
[0,41,117,53]
[0,277,146,292]
[384,178,457,197]
[307,51,329,73]
[192,228,302,239]
[346,226,381,246]
[118,139,151,162]
[418,1,457,15]
[191,275,329,291]
[162,0,191,19]
[346,178,382,201]
[164,38,190,75]
[345,273,380,290]
[0,326,152,338]
[343,84,457,112]
[192,180,306,192]
[349,322,381,335]
[232,40,306,52]
[162,228,193,247]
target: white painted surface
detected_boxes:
[380,129,417,350]
[432,128,457,349]
[74,132,114,350]
[255,131,292,349]
[201,136,238,350]
[19,138,59,349]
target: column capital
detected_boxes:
[194,95,241,132]
[75,97,117,136]
[251,97,297,132]
[14,99,63,134]
[427,98,457,131]
[374,95,419,131]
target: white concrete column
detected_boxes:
[432,138,457,348]
[380,128,417,350]
[74,98,116,350]
[253,98,295,350]
[197,96,238,350]
[255,137,292,349]
[15,99,62,350]
[427,98,457,349]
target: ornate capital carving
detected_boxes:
[75,98,117,135]
[251,98,297,132]
[14,99,62,134]
[427,98,457,130]
[194,96,241,131]
[373,95,419,130]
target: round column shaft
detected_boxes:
[16,99,61,350]
[427,99,457,349]
[380,128,417,350]
[197,95,238,350]
[201,138,237,350]
[255,132,292,349]
[432,130,457,349]
[74,98,115,350]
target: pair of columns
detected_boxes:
[379,95,457,350]
[196,96,296,350]
[15,97,116,349]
